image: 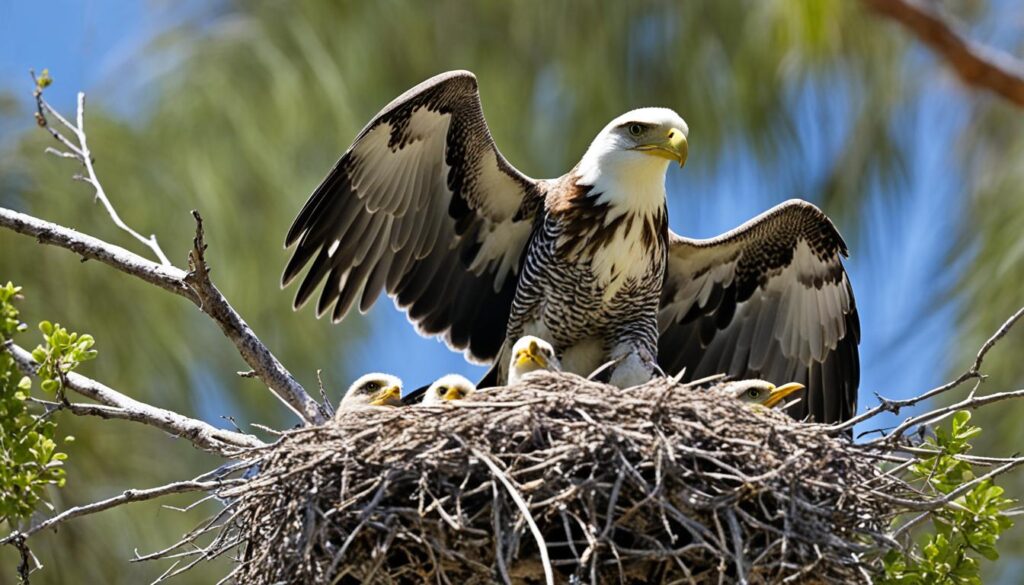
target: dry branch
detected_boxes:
[0,207,323,424]
[2,340,263,454]
[863,0,1024,106]
[30,71,173,265]
[0,477,244,547]
[835,305,1024,432]
[8,80,325,424]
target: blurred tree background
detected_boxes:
[0,0,1022,582]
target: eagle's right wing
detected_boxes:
[658,200,860,424]
[284,71,543,362]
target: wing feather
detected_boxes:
[658,199,860,424]
[284,71,542,361]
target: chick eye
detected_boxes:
[628,123,644,137]
[747,389,760,399]
[436,386,447,395]
[365,382,380,392]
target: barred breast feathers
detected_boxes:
[546,165,669,298]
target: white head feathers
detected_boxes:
[509,335,561,385]
[420,374,476,406]
[577,108,688,207]
[338,372,403,413]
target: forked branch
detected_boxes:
[31,70,173,265]
[5,75,326,424]
[0,206,325,425]
[834,305,1024,432]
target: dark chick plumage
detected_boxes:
[283,70,860,424]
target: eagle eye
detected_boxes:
[628,123,644,137]
[747,388,760,399]
[436,386,447,395]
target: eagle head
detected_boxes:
[580,107,688,172]
[339,372,404,411]
[575,108,688,209]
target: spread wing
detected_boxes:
[658,200,860,424]
[283,71,543,362]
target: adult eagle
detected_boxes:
[283,71,860,424]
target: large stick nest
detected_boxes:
[221,373,903,584]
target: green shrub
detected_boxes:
[0,283,78,526]
[881,411,1014,584]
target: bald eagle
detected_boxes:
[283,71,859,424]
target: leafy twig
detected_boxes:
[3,340,264,454]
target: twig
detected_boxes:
[834,305,1024,432]
[472,447,554,585]
[868,387,1024,446]
[316,369,334,419]
[0,477,243,546]
[862,0,1024,107]
[0,207,324,424]
[30,73,172,265]
[185,210,325,424]
[3,340,263,454]
[13,534,36,584]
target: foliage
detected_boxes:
[30,321,97,397]
[0,283,75,527]
[881,411,1015,584]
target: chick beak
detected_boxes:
[515,341,548,370]
[369,385,402,406]
[443,386,467,401]
[762,382,805,409]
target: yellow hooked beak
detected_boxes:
[515,340,548,370]
[369,385,402,406]
[762,382,805,409]
[443,386,468,401]
[636,127,688,167]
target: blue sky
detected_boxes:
[0,1,964,436]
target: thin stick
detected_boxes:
[834,305,1024,432]
[472,448,554,585]
[0,478,243,546]
[3,340,263,453]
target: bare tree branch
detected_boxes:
[832,305,1024,432]
[2,340,264,454]
[184,210,330,424]
[0,207,188,295]
[863,0,1024,107]
[0,477,245,547]
[0,206,325,424]
[868,387,1024,447]
[30,72,173,265]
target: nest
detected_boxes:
[218,373,905,584]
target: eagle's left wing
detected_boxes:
[283,71,543,363]
[657,199,860,424]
